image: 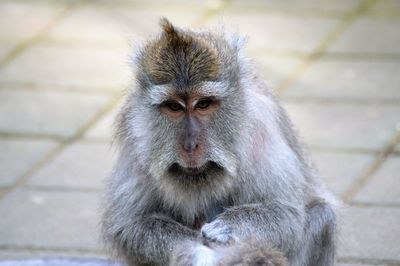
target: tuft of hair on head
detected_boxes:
[159,17,177,38]
[139,17,221,86]
[158,17,188,49]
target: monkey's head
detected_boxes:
[118,19,247,197]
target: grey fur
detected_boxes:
[102,19,337,266]
[171,240,288,266]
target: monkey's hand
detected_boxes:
[201,218,235,246]
[170,241,218,266]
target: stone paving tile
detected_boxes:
[0,188,102,251]
[0,45,13,61]
[0,44,130,92]
[84,108,118,141]
[228,0,362,15]
[328,18,400,54]
[44,6,131,47]
[0,1,64,42]
[283,101,400,150]
[0,139,57,188]
[367,0,400,17]
[0,90,111,138]
[282,59,400,101]
[27,141,115,190]
[352,156,400,204]
[253,54,303,90]
[310,150,375,197]
[0,250,106,260]
[112,6,204,38]
[93,0,206,9]
[207,14,339,53]
[338,206,400,261]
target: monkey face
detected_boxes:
[143,82,240,185]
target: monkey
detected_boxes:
[101,18,337,266]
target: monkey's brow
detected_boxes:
[199,81,229,96]
[148,82,228,105]
[147,84,173,105]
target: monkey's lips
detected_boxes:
[168,161,223,181]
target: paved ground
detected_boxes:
[0,0,399,265]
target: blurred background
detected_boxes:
[0,0,399,265]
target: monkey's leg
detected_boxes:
[303,201,336,266]
[110,214,198,266]
[201,202,306,261]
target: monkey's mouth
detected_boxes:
[168,161,223,181]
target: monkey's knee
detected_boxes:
[307,201,336,236]
[306,201,336,266]
[217,241,288,266]
[171,240,288,266]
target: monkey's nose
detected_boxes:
[183,139,199,153]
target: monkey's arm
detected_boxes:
[108,213,199,265]
[201,200,336,265]
[201,202,306,256]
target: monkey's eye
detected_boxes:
[196,99,212,109]
[165,101,183,112]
